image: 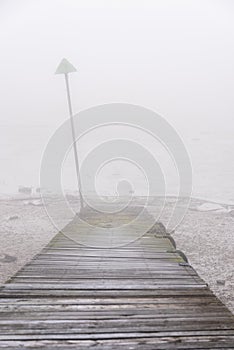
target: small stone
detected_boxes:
[8,215,20,221]
[147,222,167,235]
[216,280,226,286]
[196,203,224,212]
[18,186,32,195]
[31,199,43,206]
[0,254,17,263]
[24,199,43,206]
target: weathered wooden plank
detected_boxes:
[0,295,218,302]
[1,321,233,336]
[0,302,228,313]
[1,330,234,341]
[0,288,214,298]
[0,339,233,350]
[1,325,234,336]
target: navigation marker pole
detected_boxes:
[55,58,84,210]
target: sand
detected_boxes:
[0,196,233,314]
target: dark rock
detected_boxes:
[0,254,17,263]
[8,215,20,221]
[216,280,226,286]
[147,222,167,236]
[175,250,188,263]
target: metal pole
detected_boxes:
[64,73,84,210]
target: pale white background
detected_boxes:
[0,0,234,201]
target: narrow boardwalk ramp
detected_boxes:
[0,206,234,349]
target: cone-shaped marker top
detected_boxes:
[55,58,77,74]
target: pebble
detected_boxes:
[196,203,224,212]
[216,280,226,286]
[7,215,20,221]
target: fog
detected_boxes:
[0,0,234,201]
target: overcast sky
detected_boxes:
[1,0,234,197]
[0,0,234,134]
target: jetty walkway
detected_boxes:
[0,205,234,349]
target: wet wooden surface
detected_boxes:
[0,206,234,349]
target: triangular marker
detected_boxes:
[55,58,77,74]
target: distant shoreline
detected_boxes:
[1,193,234,208]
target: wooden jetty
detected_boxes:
[0,205,234,349]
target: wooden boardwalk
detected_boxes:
[0,205,234,349]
